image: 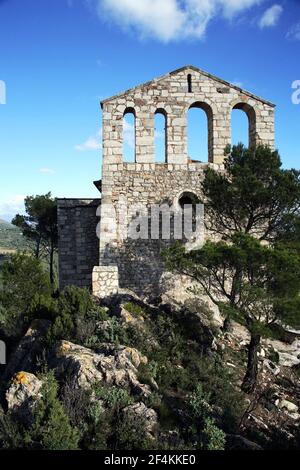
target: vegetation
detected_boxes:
[0,219,29,252]
[12,193,58,285]
[164,145,300,393]
[0,253,52,338]
[0,256,245,450]
[0,146,299,450]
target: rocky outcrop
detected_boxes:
[2,319,51,384]
[52,340,151,397]
[6,372,43,425]
[123,402,157,438]
[266,338,300,368]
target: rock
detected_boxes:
[226,434,263,450]
[264,359,280,375]
[123,402,157,438]
[266,338,300,368]
[6,371,43,425]
[52,341,151,397]
[277,399,298,414]
[120,306,146,325]
[2,319,51,384]
[159,273,223,327]
[259,348,266,358]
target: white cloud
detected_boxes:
[123,119,134,148]
[97,0,264,42]
[287,23,300,41]
[0,194,25,221]
[259,4,283,29]
[39,168,55,174]
[75,129,102,151]
[76,122,136,152]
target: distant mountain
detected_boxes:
[0,219,29,251]
[0,219,15,230]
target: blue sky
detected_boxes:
[0,0,299,220]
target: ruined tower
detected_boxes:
[58,66,275,298]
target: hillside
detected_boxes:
[1,283,300,450]
[0,219,29,252]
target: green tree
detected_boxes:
[0,253,51,337]
[12,193,58,285]
[202,145,300,241]
[164,145,300,393]
[165,234,300,393]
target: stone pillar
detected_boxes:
[102,102,123,164]
[92,266,119,298]
[135,107,155,163]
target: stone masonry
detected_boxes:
[58,66,275,298]
[58,199,100,289]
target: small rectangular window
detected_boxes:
[187,74,192,93]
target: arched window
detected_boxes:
[188,102,213,163]
[123,108,136,162]
[187,74,192,93]
[231,103,256,148]
[177,191,202,241]
[154,109,167,163]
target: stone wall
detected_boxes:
[92,266,119,298]
[57,66,276,299]
[101,65,275,167]
[94,66,276,298]
[99,162,215,296]
[58,199,100,289]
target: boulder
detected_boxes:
[266,338,300,368]
[264,359,280,376]
[6,371,43,425]
[52,340,151,397]
[277,399,299,417]
[123,402,157,438]
[2,319,51,383]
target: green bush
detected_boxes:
[0,371,79,450]
[25,371,80,450]
[0,414,25,449]
[123,302,145,317]
[48,286,108,345]
[202,418,226,450]
[93,384,134,412]
[116,412,154,450]
[0,253,52,338]
[188,383,212,421]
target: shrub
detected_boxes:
[0,253,51,338]
[187,383,226,450]
[48,286,108,345]
[93,384,134,412]
[123,302,145,317]
[0,414,25,449]
[25,371,80,450]
[202,418,226,450]
[188,383,211,422]
[60,377,92,428]
[116,412,154,450]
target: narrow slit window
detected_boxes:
[123,109,136,162]
[187,74,192,93]
[155,110,167,163]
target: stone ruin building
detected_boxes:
[57,65,275,299]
